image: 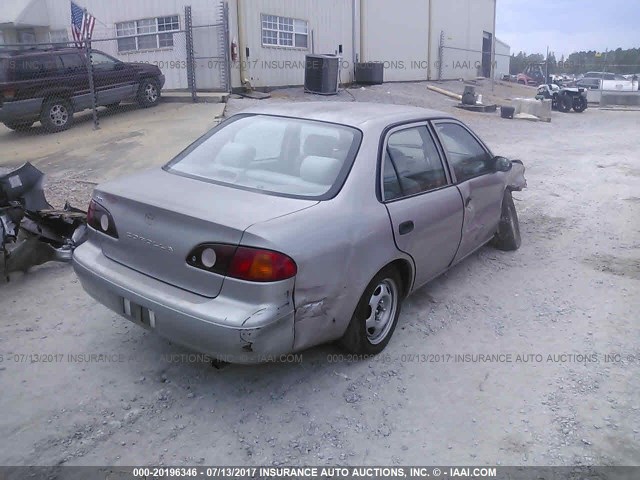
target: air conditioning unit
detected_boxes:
[355,62,384,85]
[304,54,340,95]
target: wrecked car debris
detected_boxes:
[0,163,88,279]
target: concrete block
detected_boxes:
[512,98,552,122]
[600,91,640,107]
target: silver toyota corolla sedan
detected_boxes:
[73,102,526,363]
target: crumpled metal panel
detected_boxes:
[0,163,87,279]
[507,160,527,192]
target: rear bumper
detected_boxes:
[72,242,295,364]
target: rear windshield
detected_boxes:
[165,114,362,199]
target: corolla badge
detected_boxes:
[126,232,174,252]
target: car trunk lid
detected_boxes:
[95,168,316,298]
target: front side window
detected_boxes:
[90,51,117,70]
[435,123,492,183]
[383,126,448,201]
[116,16,179,52]
[165,115,361,199]
[261,14,308,48]
[0,30,5,45]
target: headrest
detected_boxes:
[215,142,256,168]
[300,156,342,185]
[303,135,339,158]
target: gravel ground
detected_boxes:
[1,82,639,468]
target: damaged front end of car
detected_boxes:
[506,160,527,192]
[0,163,88,280]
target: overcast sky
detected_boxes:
[496,0,639,57]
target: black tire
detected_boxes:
[491,190,521,251]
[339,267,403,355]
[4,121,34,131]
[40,97,73,132]
[517,80,526,85]
[572,96,587,113]
[137,78,161,108]
[556,93,573,113]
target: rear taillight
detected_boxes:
[187,244,297,282]
[87,199,119,238]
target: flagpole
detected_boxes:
[84,7,100,130]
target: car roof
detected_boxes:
[236,101,450,128]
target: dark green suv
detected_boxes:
[0,47,165,132]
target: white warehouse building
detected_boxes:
[1,0,499,91]
[494,37,511,80]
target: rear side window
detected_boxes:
[59,53,85,73]
[13,55,62,81]
[383,126,448,201]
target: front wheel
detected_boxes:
[572,96,587,113]
[137,79,160,108]
[556,93,572,113]
[491,190,521,251]
[339,267,403,355]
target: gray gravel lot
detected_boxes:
[1,82,639,467]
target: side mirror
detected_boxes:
[114,61,125,70]
[492,156,512,172]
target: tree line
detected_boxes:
[509,48,640,75]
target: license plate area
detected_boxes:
[122,298,156,329]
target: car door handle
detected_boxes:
[399,221,414,235]
[465,196,472,207]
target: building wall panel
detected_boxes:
[360,0,430,82]
[429,0,495,80]
[238,0,353,88]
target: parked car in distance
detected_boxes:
[576,78,601,90]
[575,76,634,92]
[583,71,626,81]
[0,47,165,132]
[73,102,527,364]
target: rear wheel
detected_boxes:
[4,121,34,131]
[491,190,521,251]
[137,78,160,108]
[40,97,73,132]
[340,267,403,355]
[572,96,587,113]
[556,93,573,113]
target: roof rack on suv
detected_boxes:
[0,46,82,56]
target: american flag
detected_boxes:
[71,1,96,44]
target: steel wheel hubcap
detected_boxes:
[49,105,68,126]
[365,279,398,344]
[145,84,158,102]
